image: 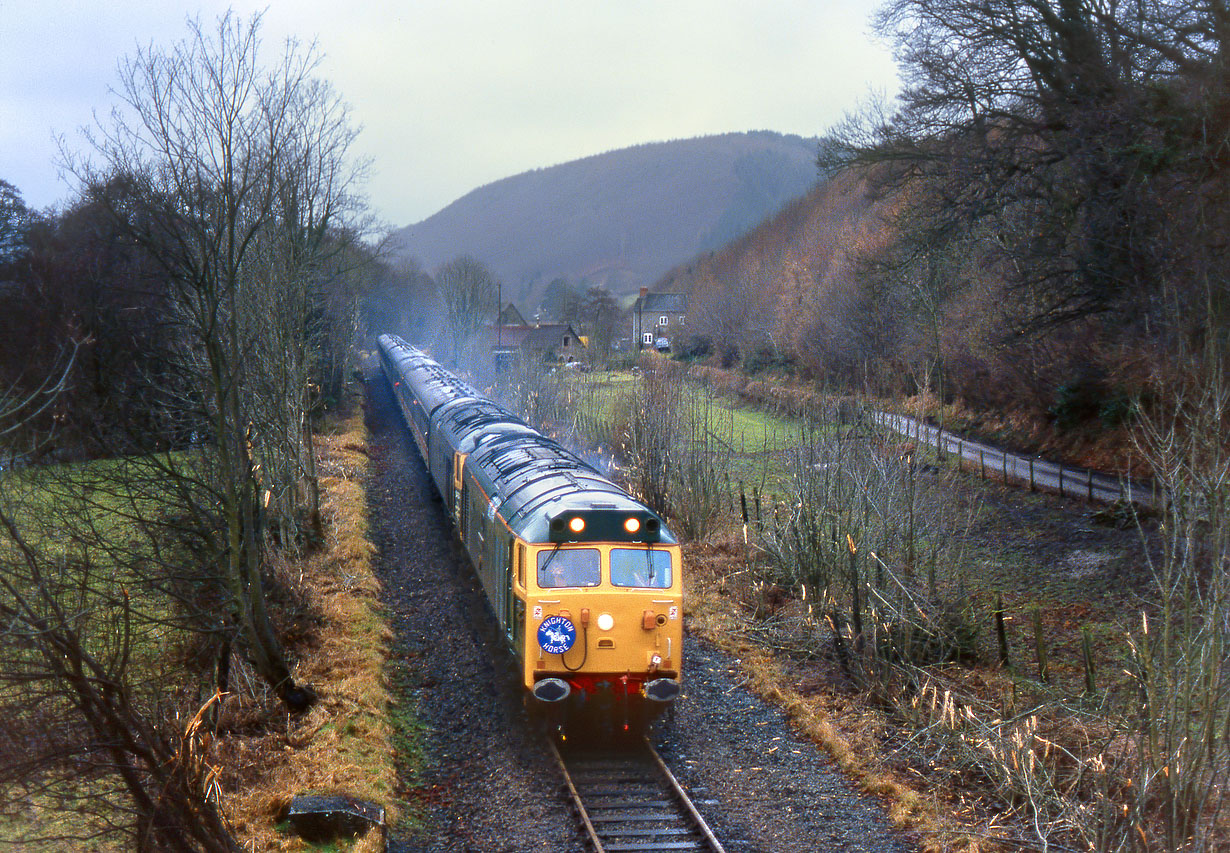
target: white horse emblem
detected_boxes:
[538,616,576,653]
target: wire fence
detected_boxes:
[872,412,1157,508]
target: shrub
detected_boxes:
[743,343,796,376]
[1098,393,1134,427]
[672,334,713,363]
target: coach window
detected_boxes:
[610,548,672,589]
[517,544,526,588]
[538,548,600,588]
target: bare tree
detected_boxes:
[0,179,33,266]
[580,285,619,366]
[435,255,497,368]
[0,349,239,851]
[829,0,1227,339]
[70,11,367,710]
[364,255,439,343]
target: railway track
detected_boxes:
[550,736,727,852]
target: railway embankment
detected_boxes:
[557,361,1178,851]
[220,404,397,852]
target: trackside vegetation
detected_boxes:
[0,408,396,852]
[0,11,387,849]
[526,352,1229,852]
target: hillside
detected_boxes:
[654,164,1149,472]
[388,132,821,307]
[655,167,890,369]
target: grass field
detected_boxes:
[0,411,396,851]
[0,457,182,851]
[567,369,811,494]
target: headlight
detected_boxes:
[624,517,641,534]
[597,613,614,631]
[568,517,586,534]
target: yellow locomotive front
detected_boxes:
[517,510,683,725]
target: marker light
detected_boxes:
[597,613,614,631]
[568,517,586,534]
[623,517,641,534]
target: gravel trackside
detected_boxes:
[365,370,918,853]
[366,375,578,853]
[660,636,918,852]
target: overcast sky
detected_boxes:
[1,1,898,227]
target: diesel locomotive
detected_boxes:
[377,334,682,727]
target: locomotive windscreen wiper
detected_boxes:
[538,542,563,584]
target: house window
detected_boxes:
[679,316,685,326]
[563,336,570,347]
[642,332,653,345]
[658,315,668,327]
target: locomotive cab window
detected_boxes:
[610,548,672,589]
[538,548,600,588]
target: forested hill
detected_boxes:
[388,131,821,306]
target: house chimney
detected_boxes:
[639,286,648,300]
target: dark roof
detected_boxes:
[498,303,527,326]
[490,324,535,349]
[486,323,585,351]
[634,292,688,314]
[520,323,585,350]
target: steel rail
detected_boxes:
[643,738,726,853]
[550,735,727,853]
[550,735,608,852]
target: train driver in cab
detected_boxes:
[539,548,600,588]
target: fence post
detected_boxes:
[849,544,863,646]
[979,449,986,480]
[1032,608,1049,683]
[1087,471,1094,502]
[1002,451,1009,485]
[1058,466,1064,498]
[1082,626,1096,694]
[1029,458,1036,492]
[995,594,1010,669]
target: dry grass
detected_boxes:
[214,411,395,852]
[683,505,1230,852]
[567,361,1228,850]
[683,530,969,852]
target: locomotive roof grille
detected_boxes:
[477,438,597,480]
